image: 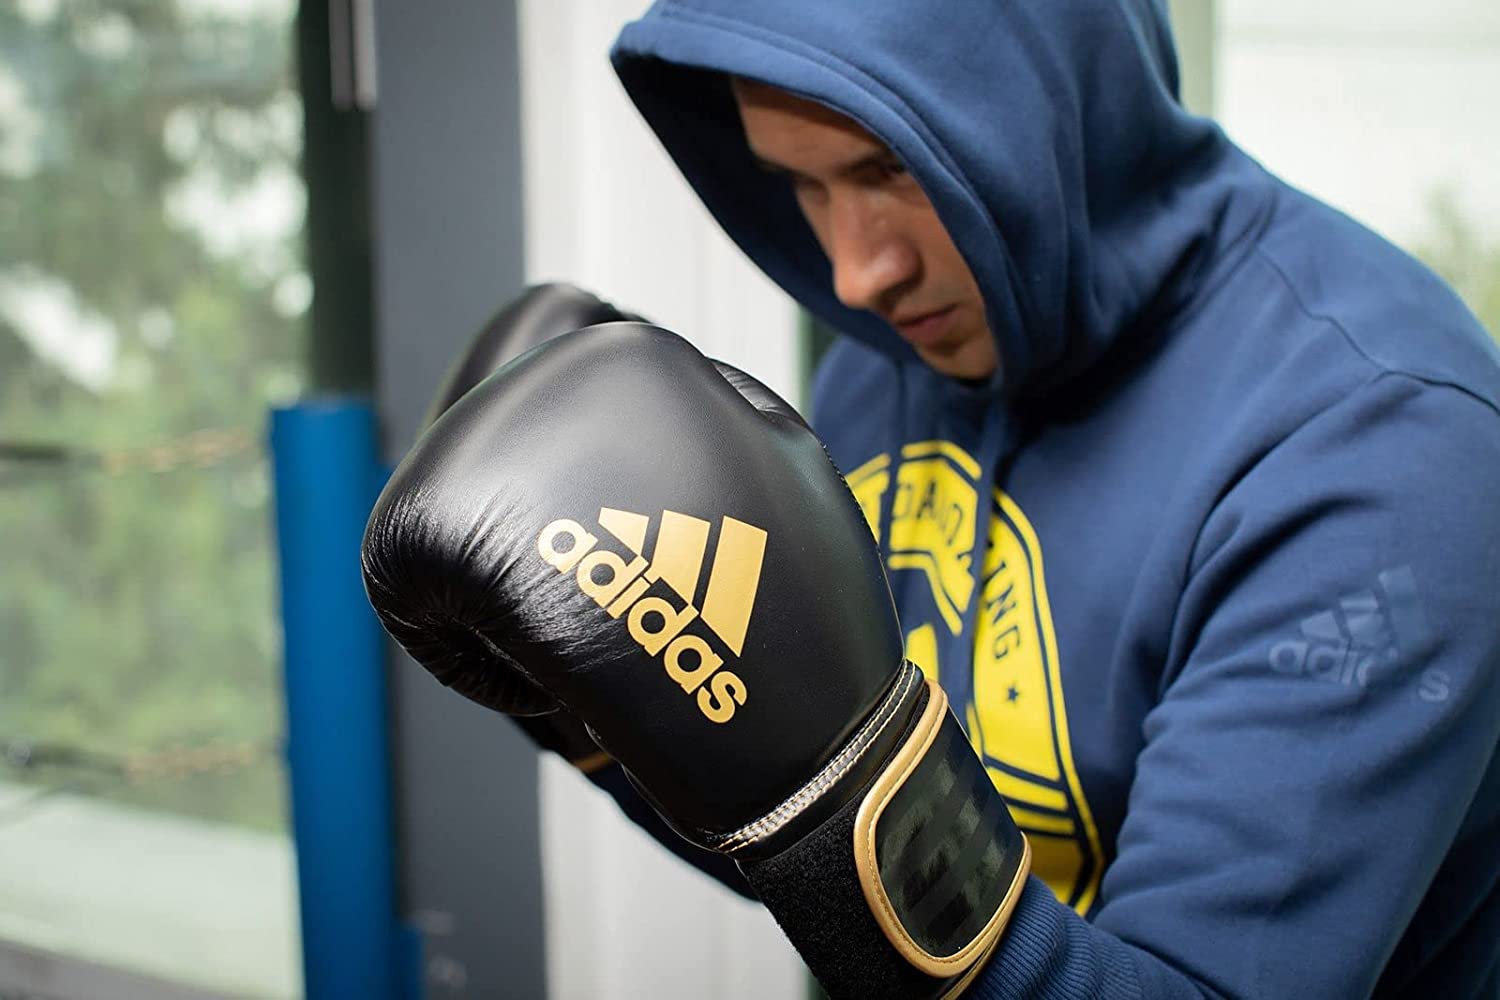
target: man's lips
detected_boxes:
[891,305,958,347]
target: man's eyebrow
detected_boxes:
[750,150,902,181]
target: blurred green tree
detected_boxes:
[0,0,302,829]
[1413,189,1500,344]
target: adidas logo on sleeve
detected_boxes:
[1266,565,1446,700]
[536,507,767,724]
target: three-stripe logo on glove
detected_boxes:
[537,508,767,724]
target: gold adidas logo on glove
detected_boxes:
[537,508,766,724]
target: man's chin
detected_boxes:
[916,342,998,381]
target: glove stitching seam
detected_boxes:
[712,661,920,853]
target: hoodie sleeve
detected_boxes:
[969,373,1500,999]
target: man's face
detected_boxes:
[732,80,997,380]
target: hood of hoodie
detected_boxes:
[611,0,1269,399]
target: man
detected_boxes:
[368,1,1500,996]
[604,2,1500,993]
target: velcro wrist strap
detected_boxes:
[739,677,1029,999]
[856,678,1030,981]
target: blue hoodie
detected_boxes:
[610,2,1500,996]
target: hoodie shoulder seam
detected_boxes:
[1250,242,1500,419]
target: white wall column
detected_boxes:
[518,3,805,998]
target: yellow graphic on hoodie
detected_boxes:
[966,490,1104,915]
[887,441,981,634]
[857,441,1104,915]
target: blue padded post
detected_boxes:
[271,398,405,1000]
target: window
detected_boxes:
[1,1,304,995]
[1217,0,1500,337]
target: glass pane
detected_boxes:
[1218,0,1500,336]
[0,0,304,995]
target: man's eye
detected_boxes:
[789,175,828,208]
[790,174,823,195]
[857,158,908,187]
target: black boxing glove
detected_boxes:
[419,284,755,897]
[419,282,642,772]
[363,324,1030,998]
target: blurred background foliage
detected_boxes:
[0,0,1497,836]
[1414,190,1500,336]
[1,0,302,830]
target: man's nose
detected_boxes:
[826,198,918,313]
